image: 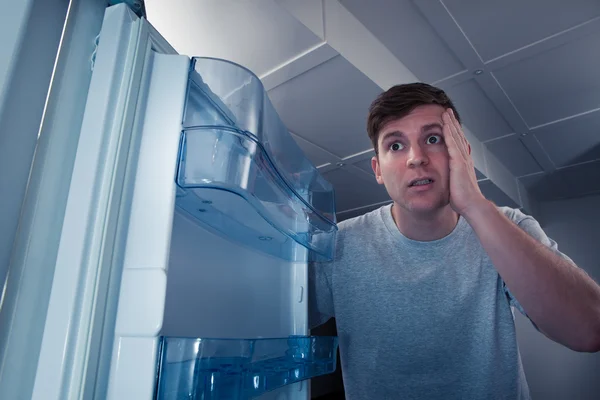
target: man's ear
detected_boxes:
[372,155,384,185]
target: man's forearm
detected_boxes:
[463,200,600,352]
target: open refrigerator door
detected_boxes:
[27,3,338,399]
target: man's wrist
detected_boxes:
[461,198,496,223]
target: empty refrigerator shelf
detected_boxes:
[175,127,335,261]
[155,336,339,400]
[174,57,337,261]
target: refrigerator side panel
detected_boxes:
[0,0,106,399]
[0,0,68,294]
[107,53,189,400]
[28,5,177,400]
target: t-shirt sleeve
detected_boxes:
[501,208,576,322]
[308,260,335,328]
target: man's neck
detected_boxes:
[391,203,460,242]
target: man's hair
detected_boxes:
[367,82,461,154]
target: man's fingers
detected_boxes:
[442,112,464,159]
[447,109,470,159]
[448,109,468,148]
[443,111,467,160]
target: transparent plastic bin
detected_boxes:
[175,57,337,262]
[155,336,339,400]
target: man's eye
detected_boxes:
[426,135,443,144]
[390,142,404,151]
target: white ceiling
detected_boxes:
[143,0,323,78]
[145,0,600,221]
[268,54,381,158]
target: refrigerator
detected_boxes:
[3,3,339,399]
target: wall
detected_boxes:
[514,194,600,400]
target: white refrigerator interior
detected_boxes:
[25,3,339,400]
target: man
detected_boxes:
[309,83,600,399]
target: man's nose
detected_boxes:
[407,145,429,168]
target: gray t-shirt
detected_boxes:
[309,204,571,399]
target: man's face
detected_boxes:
[371,104,451,215]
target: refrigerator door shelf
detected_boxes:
[176,57,337,262]
[156,335,339,400]
[176,127,334,262]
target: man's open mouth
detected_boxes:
[409,178,434,187]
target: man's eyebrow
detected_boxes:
[422,123,443,132]
[380,130,405,142]
[380,123,443,143]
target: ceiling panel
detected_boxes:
[321,167,390,213]
[519,172,569,201]
[444,0,600,61]
[290,133,336,167]
[478,180,519,208]
[145,0,322,77]
[482,147,521,203]
[355,159,374,175]
[445,79,513,142]
[553,160,600,199]
[519,159,600,201]
[475,168,487,181]
[485,135,543,176]
[493,31,600,128]
[533,110,600,168]
[339,0,464,83]
[268,55,381,158]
